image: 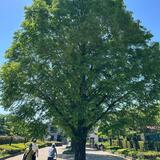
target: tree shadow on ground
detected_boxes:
[61,152,125,160]
[87,153,124,160]
[86,148,98,152]
[59,153,74,160]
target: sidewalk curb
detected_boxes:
[0,152,23,160]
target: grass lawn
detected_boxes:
[0,141,47,159]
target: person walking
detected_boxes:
[47,143,57,160]
[31,138,39,160]
[22,143,34,160]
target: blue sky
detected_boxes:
[0,0,160,114]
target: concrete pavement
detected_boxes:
[6,146,126,160]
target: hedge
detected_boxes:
[0,136,25,145]
[0,144,24,154]
[115,148,160,159]
[144,141,160,151]
[101,139,160,159]
[116,148,129,155]
[105,139,160,152]
[140,151,160,159]
[0,141,48,157]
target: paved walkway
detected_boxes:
[6,146,126,160]
[6,147,64,160]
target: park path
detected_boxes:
[5,147,64,160]
[5,146,127,160]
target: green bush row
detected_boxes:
[101,141,160,159]
[116,148,160,159]
[107,139,160,151]
[0,136,25,145]
[100,140,160,159]
[0,141,47,155]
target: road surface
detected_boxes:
[6,146,126,160]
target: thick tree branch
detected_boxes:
[25,79,76,133]
[87,92,130,129]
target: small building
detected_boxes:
[88,132,99,147]
[45,124,67,144]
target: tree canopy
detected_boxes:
[98,105,160,138]
[1,0,160,159]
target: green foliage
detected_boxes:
[0,114,8,135]
[144,141,160,151]
[0,153,10,159]
[125,149,138,157]
[99,105,160,138]
[116,148,129,155]
[95,141,110,150]
[126,150,160,159]
[4,115,47,139]
[0,144,21,154]
[104,140,160,159]
[140,151,160,159]
[139,141,145,151]
[0,141,47,158]
[121,139,128,148]
[105,145,121,150]
[1,0,160,159]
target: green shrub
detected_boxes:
[26,141,47,148]
[139,141,144,151]
[154,142,160,151]
[0,136,25,145]
[138,151,160,159]
[144,141,156,151]
[116,148,129,155]
[0,144,21,154]
[112,140,119,146]
[122,139,128,148]
[126,150,160,159]
[126,141,130,149]
[127,149,138,157]
[101,142,110,149]
[105,146,121,150]
[0,153,10,159]
[11,143,26,149]
[0,141,47,156]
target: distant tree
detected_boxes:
[5,115,47,140]
[99,105,160,137]
[1,0,160,159]
[0,114,7,135]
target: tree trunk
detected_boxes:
[71,137,76,152]
[9,136,13,146]
[24,137,27,144]
[109,137,112,146]
[74,136,87,160]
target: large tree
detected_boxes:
[1,0,160,159]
